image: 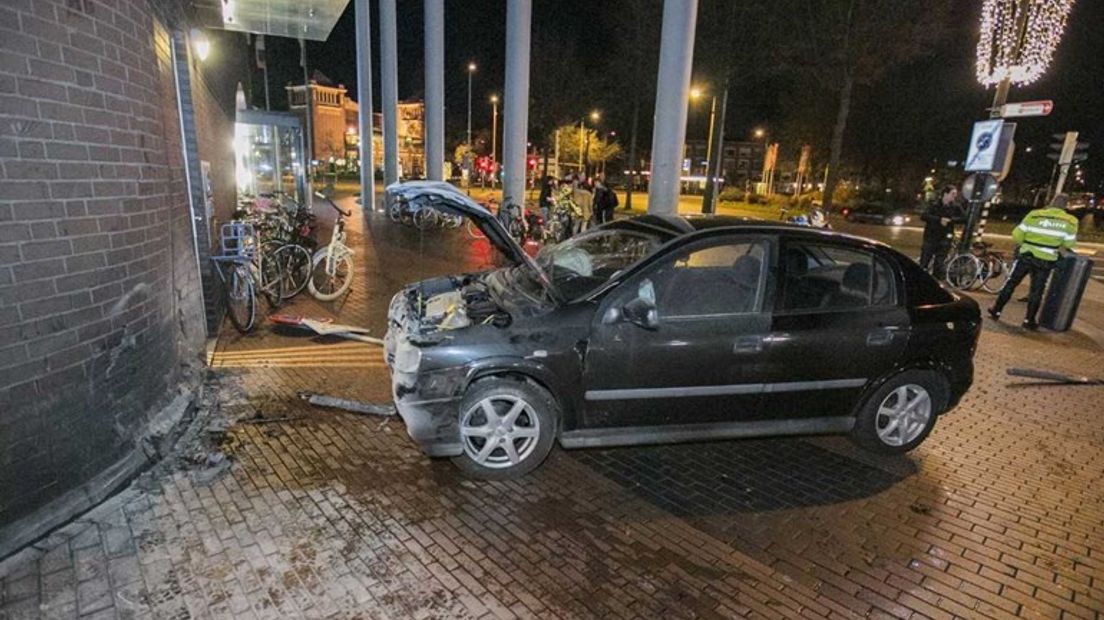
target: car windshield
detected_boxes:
[534,228,664,300]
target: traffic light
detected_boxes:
[526,156,537,170]
[1047,132,1089,164]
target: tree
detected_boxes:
[775,0,952,212]
[550,124,621,175]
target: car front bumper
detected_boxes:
[390,365,468,458]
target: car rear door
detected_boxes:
[758,239,909,419]
[580,234,775,429]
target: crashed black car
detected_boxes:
[384,182,980,479]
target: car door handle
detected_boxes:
[733,335,765,354]
[866,327,899,347]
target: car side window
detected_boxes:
[641,239,769,318]
[778,243,895,312]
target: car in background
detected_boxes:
[383,182,981,479]
[841,203,915,226]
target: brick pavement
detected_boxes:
[2,198,1103,619]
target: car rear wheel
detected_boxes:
[452,377,557,479]
[851,370,947,454]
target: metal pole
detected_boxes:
[424,0,445,180]
[299,38,313,186]
[491,98,498,185]
[380,0,400,188]
[502,0,532,210]
[702,87,727,214]
[578,119,585,173]
[354,0,375,214]
[467,69,473,151]
[647,0,698,215]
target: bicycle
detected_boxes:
[211,222,282,333]
[308,192,355,301]
[943,241,1010,293]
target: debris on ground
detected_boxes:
[1007,367,1104,385]
[298,391,396,416]
[271,315,385,345]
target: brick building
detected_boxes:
[0,0,242,556]
[286,80,425,177]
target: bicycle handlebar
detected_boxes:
[314,191,351,218]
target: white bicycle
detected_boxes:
[308,192,355,301]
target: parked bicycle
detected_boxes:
[235,192,316,301]
[309,192,355,301]
[944,241,1010,293]
[211,221,282,334]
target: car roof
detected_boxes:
[615,214,892,250]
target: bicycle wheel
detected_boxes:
[944,254,982,291]
[388,201,402,222]
[308,247,354,301]
[413,207,438,230]
[224,264,256,333]
[980,255,1010,293]
[273,243,312,299]
[466,219,485,239]
[255,255,284,309]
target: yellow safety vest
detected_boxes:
[1011,207,1079,262]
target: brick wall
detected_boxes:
[0,0,207,535]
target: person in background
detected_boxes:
[988,194,1079,330]
[537,176,556,223]
[572,174,593,234]
[592,174,618,225]
[919,185,964,278]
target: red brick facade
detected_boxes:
[0,0,221,550]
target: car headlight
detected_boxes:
[891,215,905,226]
[392,339,422,374]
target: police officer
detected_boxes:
[988,194,1079,330]
[919,185,964,278]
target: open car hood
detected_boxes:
[384,181,558,300]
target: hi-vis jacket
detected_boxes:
[1012,207,1079,262]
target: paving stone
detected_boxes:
[3,198,1103,619]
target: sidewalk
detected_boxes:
[2,193,1102,619]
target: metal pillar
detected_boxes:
[424,0,445,181]
[299,38,313,177]
[354,0,375,214]
[702,87,727,214]
[647,0,698,215]
[502,0,531,209]
[380,0,400,187]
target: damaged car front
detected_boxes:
[382,182,667,477]
[383,182,563,458]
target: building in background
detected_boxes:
[287,80,425,178]
[685,139,769,189]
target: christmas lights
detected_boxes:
[976,0,1075,86]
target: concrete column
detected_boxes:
[380,0,400,186]
[354,0,375,213]
[502,0,532,209]
[647,0,698,215]
[424,0,445,180]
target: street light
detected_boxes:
[490,94,498,186]
[466,62,476,152]
[581,110,600,178]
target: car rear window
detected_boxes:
[779,243,897,312]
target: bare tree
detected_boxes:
[776,0,951,212]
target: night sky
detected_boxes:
[218,0,1103,197]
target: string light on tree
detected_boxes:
[976,0,1075,86]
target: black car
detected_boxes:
[384,182,980,479]
[842,203,915,226]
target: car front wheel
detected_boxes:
[451,377,557,479]
[851,370,947,454]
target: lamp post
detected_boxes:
[466,62,476,151]
[754,127,770,194]
[490,94,498,186]
[582,110,600,178]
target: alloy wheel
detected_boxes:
[459,395,541,469]
[874,384,932,447]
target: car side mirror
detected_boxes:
[622,296,659,330]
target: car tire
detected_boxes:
[850,369,948,454]
[451,377,558,480]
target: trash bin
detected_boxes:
[1039,254,1095,332]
